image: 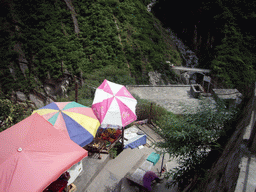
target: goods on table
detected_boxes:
[98,128,122,143]
[92,143,100,148]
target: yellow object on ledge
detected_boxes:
[68,183,77,192]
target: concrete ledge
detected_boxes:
[235,156,249,192]
[235,83,256,192]
[190,84,204,98]
[235,156,256,192]
[136,124,164,143]
[243,111,255,140]
[126,84,191,87]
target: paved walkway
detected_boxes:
[127,85,215,114]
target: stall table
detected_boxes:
[125,154,154,187]
[102,135,122,153]
[122,126,147,149]
[84,139,106,159]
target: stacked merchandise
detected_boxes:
[97,128,122,143]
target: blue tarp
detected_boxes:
[123,134,147,149]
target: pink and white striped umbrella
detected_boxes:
[92,79,137,128]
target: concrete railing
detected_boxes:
[235,82,256,192]
[190,84,204,98]
[126,84,191,87]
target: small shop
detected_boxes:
[84,127,122,158]
[0,79,140,192]
[85,124,148,159]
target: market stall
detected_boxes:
[84,128,122,158]
[122,126,147,149]
[91,79,138,150]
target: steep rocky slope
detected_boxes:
[1,0,187,106]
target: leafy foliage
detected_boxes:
[56,65,136,106]
[210,6,256,96]
[153,0,256,95]
[134,95,169,123]
[0,98,33,132]
[1,0,182,97]
[154,98,238,190]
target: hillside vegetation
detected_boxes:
[152,0,256,96]
[0,0,182,97]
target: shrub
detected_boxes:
[133,95,170,123]
[154,98,238,190]
[0,98,33,132]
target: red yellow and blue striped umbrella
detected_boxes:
[32,101,100,147]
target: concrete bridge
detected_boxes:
[170,65,211,86]
[171,65,210,75]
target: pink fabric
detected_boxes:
[92,79,137,127]
[54,113,69,137]
[55,102,71,110]
[115,98,137,127]
[98,79,113,95]
[92,97,114,124]
[43,111,58,120]
[0,113,87,192]
[115,86,135,98]
[143,171,159,191]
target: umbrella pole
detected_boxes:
[122,127,124,150]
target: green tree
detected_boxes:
[210,3,256,96]
[154,98,237,190]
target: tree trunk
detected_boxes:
[193,25,197,51]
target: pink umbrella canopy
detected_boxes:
[92,79,137,128]
[0,113,88,192]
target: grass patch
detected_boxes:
[133,94,172,123]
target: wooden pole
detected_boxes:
[74,76,78,102]
[149,103,153,124]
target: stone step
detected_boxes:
[106,148,145,178]
[73,153,110,192]
[85,147,154,192]
[136,124,164,143]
